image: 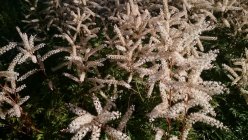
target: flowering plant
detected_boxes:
[0,0,248,139]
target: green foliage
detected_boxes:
[0,0,24,44]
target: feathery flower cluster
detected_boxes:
[0,27,49,119]
[223,48,248,103]
[1,0,247,139]
[62,94,132,140]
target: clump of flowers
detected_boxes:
[1,0,247,139]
